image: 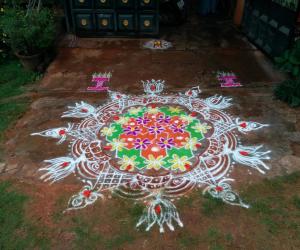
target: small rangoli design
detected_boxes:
[143,40,173,50]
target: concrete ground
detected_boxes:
[2,16,300,183]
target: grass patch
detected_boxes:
[206,227,225,250]
[72,214,136,250]
[201,193,225,216]
[177,195,194,209]
[279,171,300,184]
[70,199,141,250]
[177,227,233,249]
[292,195,300,209]
[260,217,281,234]
[244,172,300,236]
[104,233,135,249]
[207,227,221,241]
[177,231,200,248]
[224,233,233,244]
[73,218,103,250]
[127,202,144,221]
[0,101,30,139]
[51,194,69,223]
[0,181,50,249]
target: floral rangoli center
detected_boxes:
[100,105,212,173]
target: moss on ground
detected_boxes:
[0,59,39,155]
[0,181,50,249]
[58,172,299,249]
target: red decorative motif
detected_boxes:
[61,162,70,167]
[155,204,161,214]
[240,122,247,128]
[239,151,249,156]
[83,190,91,198]
[103,145,112,150]
[184,164,191,170]
[126,165,133,171]
[59,130,66,136]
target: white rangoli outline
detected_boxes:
[32,80,271,232]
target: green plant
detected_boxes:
[0,5,10,62]
[0,59,39,145]
[0,60,39,98]
[0,43,10,62]
[275,39,300,77]
[0,7,55,56]
[274,78,300,107]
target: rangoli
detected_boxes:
[143,40,173,50]
[32,80,271,233]
[87,72,111,92]
[217,72,242,88]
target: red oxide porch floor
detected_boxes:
[3,35,299,181]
